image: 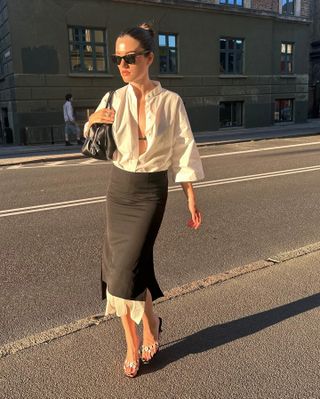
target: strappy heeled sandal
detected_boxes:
[123,357,140,378]
[141,317,162,365]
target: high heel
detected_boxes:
[141,317,162,364]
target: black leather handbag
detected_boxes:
[81,91,116,161]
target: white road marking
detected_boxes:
[200,140,320,159]
[169,164,320,191]
[2,163,320,218]
[6,165,22,169]
[45,161,66,166]
[3,140,320,170]
[0,196,106,217]
[0,199,107,217]
[6,160,107,169]
[81,158,100,164]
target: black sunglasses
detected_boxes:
[111,50,150,65]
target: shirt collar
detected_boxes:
[128,80,162,100]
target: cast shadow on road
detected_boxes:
[140,292,320,375]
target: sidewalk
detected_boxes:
[0,143,83,167]
[1,119,320,167]
[1,247,319,398]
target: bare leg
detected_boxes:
[141,289,161,362]
[121,307,140,377]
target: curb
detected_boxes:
[0,153,84,167]
[1,241,320,359]
[196,131,320,147]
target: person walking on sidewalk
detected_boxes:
[63,93,82,146]
[84,22,204,378]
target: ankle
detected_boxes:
[126,345,140,360]
[125,333,139,349]
[143,316,159,338]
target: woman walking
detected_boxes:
[85,23,204,378]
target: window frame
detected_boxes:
[274,98,294,123]
[281,0,295,15]
[219,101,244,128]
[219,0,244,6]
[68,26,108,74]
[158,32,179,75]
[220,37,245,75]
[280,42,294,74]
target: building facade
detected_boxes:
[0,0,311,144]
[309,0,320,117]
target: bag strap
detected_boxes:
[105,91,115,109]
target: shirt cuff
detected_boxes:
[173,167,205,183]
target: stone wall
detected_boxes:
[0,0,15,144]
[252,0,278,12]
[252,0,310,17]
[309,0,320,116]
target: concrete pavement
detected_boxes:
[0,143,83,167]
[1,118,320,166]
[1,245,319,398]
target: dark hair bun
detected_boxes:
[139,22,155,38]
[119,23,155,52]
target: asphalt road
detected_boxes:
[1,244,319,399]
[2,135,320,346]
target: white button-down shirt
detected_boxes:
[63,101,74,122]
[84,81,204,182]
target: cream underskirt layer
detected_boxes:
[105,289,145,325]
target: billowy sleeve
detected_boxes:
[83,92,110,138]
[170,96,205,183]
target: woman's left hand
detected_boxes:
[187,198,202,229]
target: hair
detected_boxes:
[118,22,155,53]
[65,93,72,101]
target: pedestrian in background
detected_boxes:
[84,22,204,378]
[63,93,82,146]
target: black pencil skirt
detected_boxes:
[100,165,168,303]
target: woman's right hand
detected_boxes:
[87,108,115,130]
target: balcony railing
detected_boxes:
[20,124,84,145]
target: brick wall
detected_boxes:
[252,0,278,13]
[0,0,15,144]
[252,0,311,17]
[301,0,311,17]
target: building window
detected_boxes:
[158,33,178,74]
[280,42,294,74]
[68,27,107,73]
[219,101,243,128]
[274,99,294,122]
[219,0,244,6]
[220,38,244,74]
[281,0,295,15]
